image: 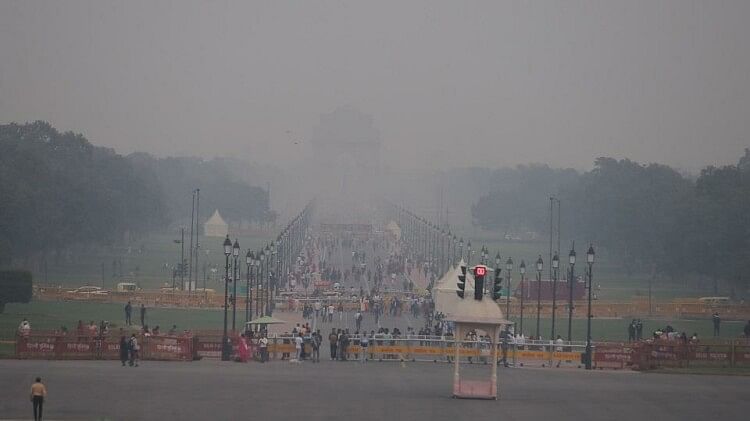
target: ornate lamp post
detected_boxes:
[535,255,544,339]
[231,239,240,331]
[245,250,254,325]
[505,257,513,325]
[221,235,232,361]
[585,244,595,369]
[259,248,266,316]
[551,252,559,341]
[255,251,262,318]
[519,260,526,336]
[567,245,576,342]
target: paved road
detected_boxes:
[1,359,748,421]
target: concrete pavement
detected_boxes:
[1,359,748,420]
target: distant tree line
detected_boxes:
[127,153,275,225]
[0,121,271,267]
[472,151,750,294]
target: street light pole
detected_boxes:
[255,251,262,318]
[551,252,559,341]
[259,249,266,317]
[231,239,240,331]
[535,255,543,339]
[505,257,513,325]
[567,245,576,342]
[519,260,526,336]
[250,250,255,325]
[221,236,232,361]
[585,244,595,370]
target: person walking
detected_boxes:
[744,320,750,338]
[124,301,132,326]
[712,313,721,337]
[627,320,636,342]
[328,328,338,360]
[327,304,335,323]
[359,333,369,363]
[30,377,47,421]
[294,332,304,362]
[119,336,129,366]
[128,334,139,367]
[139,304,146,327]
[355,311,363,332]
[312,330,322,363]
[259,334,269,363]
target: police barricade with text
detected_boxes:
[632,339,750,370]
[16,332,193,361]
[496,339,588,368]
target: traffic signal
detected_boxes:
[473,265,487,301]
[457,264,467,298]
[493,268,503,300]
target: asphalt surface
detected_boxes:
[1,358,749,421]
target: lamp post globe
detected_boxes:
[223,236,232,257]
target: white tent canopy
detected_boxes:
[204,209,229,237]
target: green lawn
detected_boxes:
[504,315,748,342]
[33,232,273,290]
[455,237,719,301]
[0,300,227,341]
[2,300,746,343]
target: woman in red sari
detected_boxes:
[237,333,250,362]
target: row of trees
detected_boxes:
[127,153,275,225]
[472,151,750,293]
[0,121,272,267]
[0,121,166,265]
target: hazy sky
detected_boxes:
[1,0,749,171]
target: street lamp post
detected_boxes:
[567,245,576,342]
[505,257,513,324]
[467,241,472,265]
[231,239,240,331]
[255,251,262,318]
[519,260,526,336]
[551,252,559,341]
[459,238,464,262]
[246,250,254,325]
[535,255,543,339]
[221,236,232,361]
[274,241,279,316]
[585,244,595,370]
[259,249,266,317]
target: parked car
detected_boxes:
[68,286,109,296]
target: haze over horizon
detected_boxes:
[2,0,749,172]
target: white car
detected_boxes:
[69,286,109,295]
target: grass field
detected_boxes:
[458,237,721,301]
[28,227,727,303]
[33,232,274,290]
[2,300,747,344]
